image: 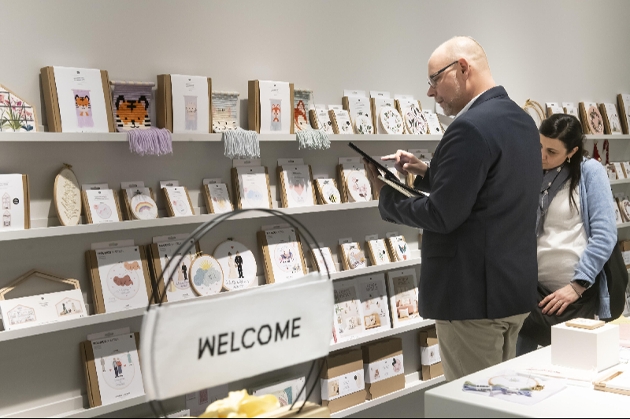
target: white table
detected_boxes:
[425,347,630,417]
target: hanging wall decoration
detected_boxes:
[294,89,330,150]
[54,164,82,226]
[110,81,172,156]
[0,83,37,132]
[248,80,294,134]
[212,92,239,133]
[213,240,258,291]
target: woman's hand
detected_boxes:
[382,150,428,177]
[539,283,584,316]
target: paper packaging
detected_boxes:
[0,174,30,231]
[419,328,444,380]
[620,241,630,269]
[248,80,295,134]
[551,321,620,372]
[362,338,404,400]
[156,74,212,133]
[320,348,367,413]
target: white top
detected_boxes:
[537,183,588,292]
[455,91,484,119]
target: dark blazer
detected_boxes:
[379,86,542,321]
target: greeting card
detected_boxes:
[214,240,258,291]
[163,186,194,217]
[170,75,211,134]
[259,81,292,134]
[340,242,368,271]
[342,166,372,203]
[310,106,334,134]
[259,228,307,284]
[315,179,342,205]
[83,189,122,224]
[0,174,29,231]
[379,106,404,135]
[599,103,623,135]
[423,110,444,135]
[332,280,366,343]
[279,165,316,208]
[204,183,234,214]
[233,166,272,209]
[579,102,605,135]
[371,97,396,134]
[329,109,353,134]
[387,236,410,262]
[562,102,581,121]
[366,238,391,266]
[343,96,373,135]
[150,238,199,303]
[355,274,391,333]
[311,247,337,274]
[617,94,630,134]
[387,269,421,328]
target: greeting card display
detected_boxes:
[0,174,30,231]
[189,254,224,296]
[387,236,410,262]
[278,165,316,208]
[387,269,421,328]
[599,103,623,135]
[310,106,334,134]
[332,280,366,343]
[149,238,200,303]
[355,274,391,333]
[252,377,306,407]
[213,240,258,291]
[315,178,342,205]
[311,247,337,274]
[211,91,239,133]
[156,74,212,133]
[54,166,82,226]
[248,80,294,134]
[121,186,158,221]
[424,110,444,134]
[398,100,428,135]
[294,90,313,131]
[579,102,605,135]
[340,242,368,271]
[258,228,307,284]
[0,83,38,132]
[163,186,195,217]
[338,162,372,203]
[232,166,273,210]
[617,94,630,134]
[366,238,392,266]
[343,95,373,135]
[371,96,396,134]
[545,102,564,117]
[80,332,145,407]
[563,102,581,121]
[203,183,234,214]
[329,109,353,134]
[82,189,122,224]
[40,66,115,132]
[86,245,153,314]
[0,270,86,331]
[379,106,404,135]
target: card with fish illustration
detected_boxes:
[170,75,211,134]
[83,189,122,224]
[87,246,152,314]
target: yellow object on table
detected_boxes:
[199,390,280,418]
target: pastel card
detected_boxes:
[266,228,305,283]
[332,279,366,343]
[86,189,120,223]
[237,167,271,209]
[312,247,337,274]
[171,75,210,134]
[189,255,224,296]
[207,183,233,214]
[313,106,334,134]
[128,188,158,220]
[0,174,26,231]
[0,289,86,331]
[53,66,109,133]
[367,239,391,266]
[344,167,372,203]
[388,236,410,262]
[355,274,391,333]
[164,186,194,217]
[387,269,421,328]
[423,110,443,134]
[603,103,622,134]
[214,240,258,291]
[96,246,149,313]
[156,239,197,302]
[282,165,315,207]
[91,333,145,405]
[342,242,367,270]
[316,179,341,205]
[259,81,291,134]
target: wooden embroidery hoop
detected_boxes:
[523,99,545,128]
[379,106,404,135]
[54,164,82,226]
[121,187,157,220]
[213,239,258,291]
[0,270,80,301]
[189,253,225,296]
[315,178,341,205]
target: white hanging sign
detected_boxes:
[140,274,334,400]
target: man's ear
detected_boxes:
[458,58,470,78]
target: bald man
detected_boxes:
[367,37,542,380]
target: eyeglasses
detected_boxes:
[427,60,458,88]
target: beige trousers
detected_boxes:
[435,312,529,381]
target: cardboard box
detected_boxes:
[248,80,295,134]
[551,322,620,372]
[320,348,366,413]
[362,338,405,400]
[419,327,443,380]
[156,74,212,132]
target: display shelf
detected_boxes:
[585,134,630,140]
[331,374,445,418]
[330,318,435,353]
[610,178,630,186]
[0,201,380,243]
[618,222,630,230]
[329,258,422,283]
[0,132,443,143]
[53,395,147,418]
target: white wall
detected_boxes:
[1,0,630,125]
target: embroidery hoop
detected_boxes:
[189,253,224,296]
[523,99,545,128]
[317,179,341,205]
[213,240,258,291]
[130,192,158,220]
[354,114,374,135]
[405,104,429,135]
[587,105,604,135]
[379,106,404,134]
[346,171,372,202]
[54,164,82,226]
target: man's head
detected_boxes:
[427,36,496,116]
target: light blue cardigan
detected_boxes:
[573,158,617,319]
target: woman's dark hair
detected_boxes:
[539,113,585,211]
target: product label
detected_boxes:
[0,174,26,231]
[320,369,365,401]
[421,344,441,366]
[365,354,404,383]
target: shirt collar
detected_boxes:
[455,91,485,119]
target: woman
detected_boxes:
[517,113,617,355]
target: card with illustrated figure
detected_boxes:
[232,165,273,210]
[40,66,115,133]
[211,92,239,133]
[387,235,410,262]
[80,332,145,407]
[203,181,234,214]
[366,237,392,266]
[423,110,444,135]
[579,102,605,135]
[214,240,258,291]
[599,103,623,135]
[148,236,201,303]
[337,160,372,203]
[189,254,224,297]
[120,182,157,221]
[562,102,581,121]
[311,247,338,274]
[54,166,82,226]
[329,109,353,135]
[156,74,212,134]
[355,273,391,333]
[0,174,30,231]
[343,95,373,135]
[258,227,307,284]
[310,105,334,134]
[339,241,368,271]
[162,185,195,217]
[86,245,153,314]
[278,164,316,208]
[249,80,294,134]
[387,269,421,328]
[332,279,366,343]
[617,94,630,134]
[294,89,314,131]
[315,178,342,205]
[252,377,306,408]
[82,188,123,224]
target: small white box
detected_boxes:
[551,322,620,372]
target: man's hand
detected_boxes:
[539,283,584,316]
[364,160,386,197]
[382,150,428,177]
